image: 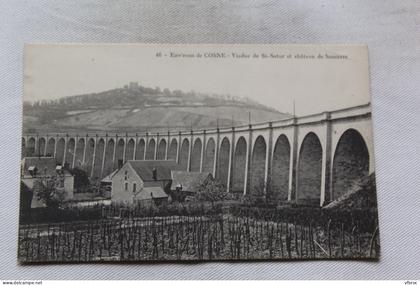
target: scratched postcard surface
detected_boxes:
[19,44,379,262]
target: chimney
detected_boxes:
[28,166,38,177]
[152,168,157,181]
[118,159,123,170]
[56,165,63,174]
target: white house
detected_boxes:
[111,160,181,206]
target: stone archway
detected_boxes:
[38,138,46,156]
[27,137,36,157]
[250,136,266,197]
[217,137,230,187]
[167,138,178,161]
[203,138,215,173]
[190,138,202,172]
[157,139,167,160]
[46,138,56,158]
[84,138,96,175]
[125,139,135,162]
[135,139,145,160]
[332,129,369,200]
[232,137,247,193]
[297,132,322,203]
[74,138,85,168]
[145,138,156,160]
[93,138,105,179]
[179,138,190,170]
[103,139,115,176]
[114,138,125,169]
[65,138,75,166]
[56,138,65,164]
[272,135,291,201]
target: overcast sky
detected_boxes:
[24,44,370,115]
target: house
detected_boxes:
[171,171,213,201]
[21,157,74,208]
[20,181,33,219]
[111,160,182,205]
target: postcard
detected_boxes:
[19,44,379,262]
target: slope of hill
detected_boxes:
[324,174,377,209]
[23,83,292,133]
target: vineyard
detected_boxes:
[18,214,380,262]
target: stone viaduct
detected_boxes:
[22,104,374,206]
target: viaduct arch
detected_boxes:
[38,138,46,157]
[179,138,190,170]
[217,137,230,187]
[297,132,323,203]
[46,138,55,157]
[332,129,369,200]
[190,138,202,172]
[232,137,247,194]
[167,138,178,161]
[272,135,290,200]
[157,139,167,160]
[145,138,156,160]
[250,136,267,197]
[203,138,215,174]
[125,139,135,162]
[135,139,145,160]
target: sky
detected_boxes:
[24,44,371,116]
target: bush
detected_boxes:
[195,179,234,205]
[68,167,91,192]
[228,204,378,233]
[21,204,103,224]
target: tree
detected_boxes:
[68,167,90,192]
[36,174,66,209]
[195,178,233,206]
[264,177,279,206]
[245,177,278,207]
[163,88,172,96]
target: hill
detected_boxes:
[23,82,292,133]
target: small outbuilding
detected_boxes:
[171,171,213,201]
[100,169,118,189]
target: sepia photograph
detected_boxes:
[18,44,379,263]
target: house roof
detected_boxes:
[135,185,168,200]
[21,180,31,191]
[143,181,165,187]
[126,160,182,182]
[171,171,212,193]
[101,169,118,183]
[21,157,70,177]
